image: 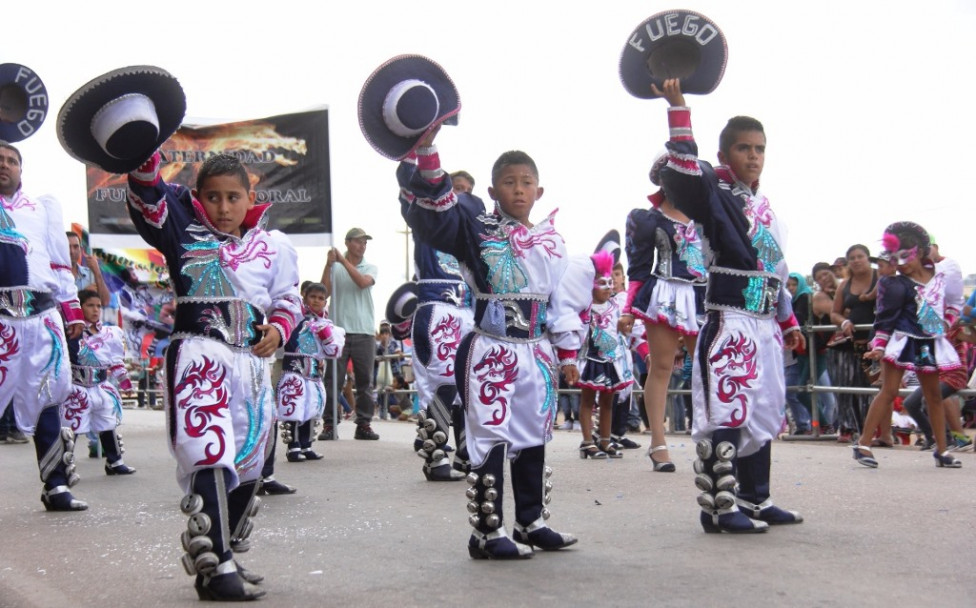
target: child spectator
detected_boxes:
[577,251,634,459]
[62,289,136,475]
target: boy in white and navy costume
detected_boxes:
[398,146,591,559]
[653,78,804,534]
[62,289,136,475]
[277,283,345,463]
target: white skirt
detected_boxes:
[632,279,703,336]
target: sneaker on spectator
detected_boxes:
[318,425,335,441]
[559,420,573,431]
[949,433,973,452]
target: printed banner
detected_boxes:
[86,108,332,248]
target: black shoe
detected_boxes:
[235,561,264,585]
[105,461,137,475]
[422,462,465,481]
[354,425,379,440]
[41,486,88,512]
[285,449,305,463]
[301,449,323,460]
[259,479,297,495]
[194,572,265,601]
[317,426,335,441]
[613,435,642,450]
[5,429,28,444]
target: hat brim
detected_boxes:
[57,66,186,174]
[359,55,460,161]
[385,282,420,328]
[0,63,47,143]
[594,229,622,265]
[620,10,727,99]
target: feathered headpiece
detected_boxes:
[881,221,929,254]
[590,250,615,286]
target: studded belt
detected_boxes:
[72,365,109,387]
[283,355,322,379]
[705,267,781,318]
[173,299,264,348]
[0,288,55,318]
[474,295,547,341]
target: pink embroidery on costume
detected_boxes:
[433,313,462,377]
[62,388,91,432]
[219,238,273,271]
[128,191,169,229]
[175,357,230,466]
[744,196,774,230]
[708,333,758,427]
[474,345,519,426]
[508,222,561,260]
[0,323,19,386]
[2,193,36,212]
[277,375,304,417]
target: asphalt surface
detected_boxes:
[1,409,973,607]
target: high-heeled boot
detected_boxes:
[511,444,577,551]
[466,443,533,559]
[694,428,767,534]
[735,440,803,525]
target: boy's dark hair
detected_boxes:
[66,231,79,240]
[491,150,538,186]
[304,282,327,297]
[196,153,250,192]
[0,141,22,164]
[612,262,624,273]
[719,116,764,157]
[78,289,100,305]
[450,170,475,187]
[300,280,312,295]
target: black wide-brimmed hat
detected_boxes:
[57,66,186,174]
[594,229,622,265]
[385,282,419,340]
[359,54,460,161]
[0,63,48,143]
[620,10,728,99]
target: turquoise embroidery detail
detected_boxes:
[481,236,528,294]
[235,387,267,468]
[181,226,236,297]
[916,297,944,336]
[534,345,556,415]
[750,223,783,272]
[297,324,318,355]
[435,251,462,277]
[592,327,618,358]
[742,276,766,313]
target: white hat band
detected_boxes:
[382,79,439,138]
[90,93,160,158]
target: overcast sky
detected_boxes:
[8,0,976,315]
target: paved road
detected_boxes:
[1,409,973,607]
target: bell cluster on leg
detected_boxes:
[693,438,768,534]
[230,490,262,554]
[40,427,81,488]
[465,471,500,531]
[179,493,219,576]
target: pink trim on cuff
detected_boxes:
[625,280,643,314]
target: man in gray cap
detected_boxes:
[321,228,381,440]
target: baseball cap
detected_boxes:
[345,227,372,240]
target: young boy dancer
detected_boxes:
[62,289,136,475]
[398,131,591,559]
[277,282,345,463]
[653,78,805,533]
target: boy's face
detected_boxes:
[82,297,101,324]
[304,290,327,315]
[452,176,473,194]
[612,268,625,292]
[718,130,765,185]
[193,174,256,237]
[488,164,543,225]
